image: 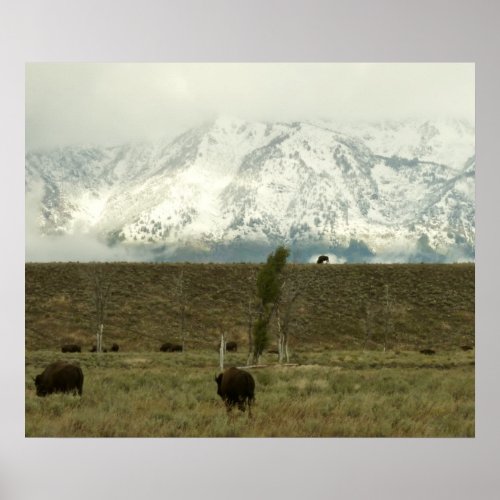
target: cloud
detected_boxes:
[26,63,475,150]
[25,182,140,262]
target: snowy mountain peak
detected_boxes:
[25,117,475,263]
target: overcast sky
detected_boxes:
[26,63,474,151]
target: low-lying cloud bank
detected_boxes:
[25,232,474,264]
[26,180,474,263]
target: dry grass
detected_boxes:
[25,262,475,437]
[25,349,474,438]
[25,262,475,352]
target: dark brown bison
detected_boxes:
[61,344,81,353]
[460,345,473,351]
[420,348,436,355]
[110,343,120,352]
[226,341,237,352]
[317,255,329,264]
[160,342,183,352]
[215,367,255,416]
[34,361,84,397]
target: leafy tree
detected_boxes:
[252,246,290,363]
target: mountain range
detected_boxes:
[25,116,475,263]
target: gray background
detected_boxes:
[1,1,497,499]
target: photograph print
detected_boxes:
[25,63,474,437]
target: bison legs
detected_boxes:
[237,397,253,417]
[223,396,254,417]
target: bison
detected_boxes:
[34,361,84,397]
[420,348,436,355]
[110,343,120,352]
[160,342,183,352]
[460,345,473,351]
[225,341,237,352]
[215,367,255,416]
[61,344,81,353]
[317,255,329,264]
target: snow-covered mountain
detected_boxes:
[25,116,475,262]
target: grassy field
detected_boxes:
[25,348,475,437]
[25,262,475,352]
[25,262,475,437]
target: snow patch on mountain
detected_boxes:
[25,116,475,262]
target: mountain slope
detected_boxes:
[25,117,475,262]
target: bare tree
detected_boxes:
[276,284,300,363]
[245,269,258,365]
[383,284,391,353]
[362,302,373,352]
[246,295,257,365]
[175,269,187,351]
[274,270,314,363]
[91,264,112,353]
[219,330,225,372]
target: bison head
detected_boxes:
[34,375,47,397]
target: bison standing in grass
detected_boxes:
[61,344,81,353]
[160,342,183,352]
[34,361,84,397]
[215,367,255,416]
[225,341,237,352]
[420,348,436,355]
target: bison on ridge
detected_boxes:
[34,361,84,397]
[215,367,255,416]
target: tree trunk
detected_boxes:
[383,285,390,353]
[247,297,254,366]
[177,269,187,352]
[362,304,372,352]
[92,265,111,355]
[180,305,186,352]
[279,335,285,363]
[252,349,260,365]
[277,306,284,363]
[219,332,225,372]
[97,323,104,353]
